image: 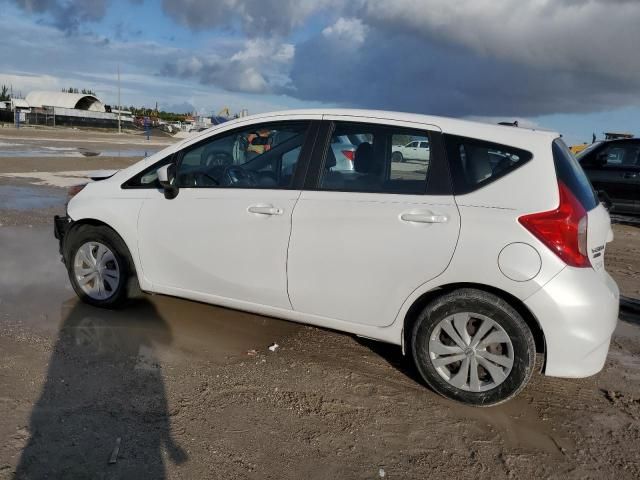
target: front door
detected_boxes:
[137,119,315,309]
[583,141,640,214]
[287,119,460,327]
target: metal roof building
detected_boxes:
[25,91,106,112]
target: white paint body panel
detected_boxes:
[524,266,619,377]
[498,243,542,282]
[138,188,300,310]
[64,108,619,381]
[287,191,460,327]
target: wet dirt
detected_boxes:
[0,226,301,363]
[0,126,175,174]
[0,224,638,479]
[0,146,158,158]
[0,136,639,478]
[0,185,65,210]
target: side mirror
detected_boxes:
[597,190,612,211]
[157,163,179,199]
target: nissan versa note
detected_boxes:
[53,109,620,406]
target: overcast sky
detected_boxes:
[1,0,639,144]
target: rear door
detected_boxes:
[287,118,460,327]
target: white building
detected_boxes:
[25,91,106,112]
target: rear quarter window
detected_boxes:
[444,134,533,194]
[552,139,598,211]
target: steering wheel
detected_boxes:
[222,165,258,187]
[201,149,234,167]
[194,171,220,186]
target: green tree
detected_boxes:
[0,85,9,101]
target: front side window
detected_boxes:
[176,121,310,188]
[600,144,640,167]
[122,155,174,189]
[319,122,431,194]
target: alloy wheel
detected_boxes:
[73,241,120,300]
[428,312,514,392]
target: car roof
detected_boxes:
[227,108,561,141]
[599,138,639,144]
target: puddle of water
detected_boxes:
[0,226,300,365]
[0,185,66,210]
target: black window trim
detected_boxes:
[176,119,316,190]
[444,134,534,195]
[304,120,452,196]
[121,153,176,190]
[125,119,317,191]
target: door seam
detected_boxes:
[285,190,303,309]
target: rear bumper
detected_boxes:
[525,266,619,378]
[54,215,73,260]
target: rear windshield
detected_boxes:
[553,138,598,211]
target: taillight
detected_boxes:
[342,150,355,161]
[68,183,87,199]
[518,182,590,268]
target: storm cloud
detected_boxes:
[161,39,294,94]
[11,0,110,31]
[160,0,341,37]
[8,0,640,118]
[156,0,640,117]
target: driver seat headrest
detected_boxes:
[354,142,374,173]
[325,147,337,169]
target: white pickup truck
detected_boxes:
[392,140,430,163]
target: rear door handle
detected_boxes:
[400,212,449,224]
[248,205,283,215]
[622,172,638,179]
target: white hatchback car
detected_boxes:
[54,109,619,406]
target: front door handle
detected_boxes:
[400,212,449,224]
[248,205,283,215]
[622,172,638,179]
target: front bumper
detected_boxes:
[54,215,73,260]
[525,266,619,378]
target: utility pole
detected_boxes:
[117,64,121,134]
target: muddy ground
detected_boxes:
[0,128,639,479]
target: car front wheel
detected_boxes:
[65,225,131,308]
[411,288,536,406]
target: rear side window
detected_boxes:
[444,135,532,194]
[552,139,598,210]
[318,122,431,195]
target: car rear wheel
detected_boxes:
[65,225,132,308]
[392,151,403,163]
[411,288,536,406]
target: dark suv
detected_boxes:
[576,139,640,215]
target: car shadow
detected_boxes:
[354,336,426,387]
[620,309,640,326]
[15,299,187,479]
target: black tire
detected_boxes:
[392,151,403,163]
[411,288,535,406]
[64,224,133,309]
